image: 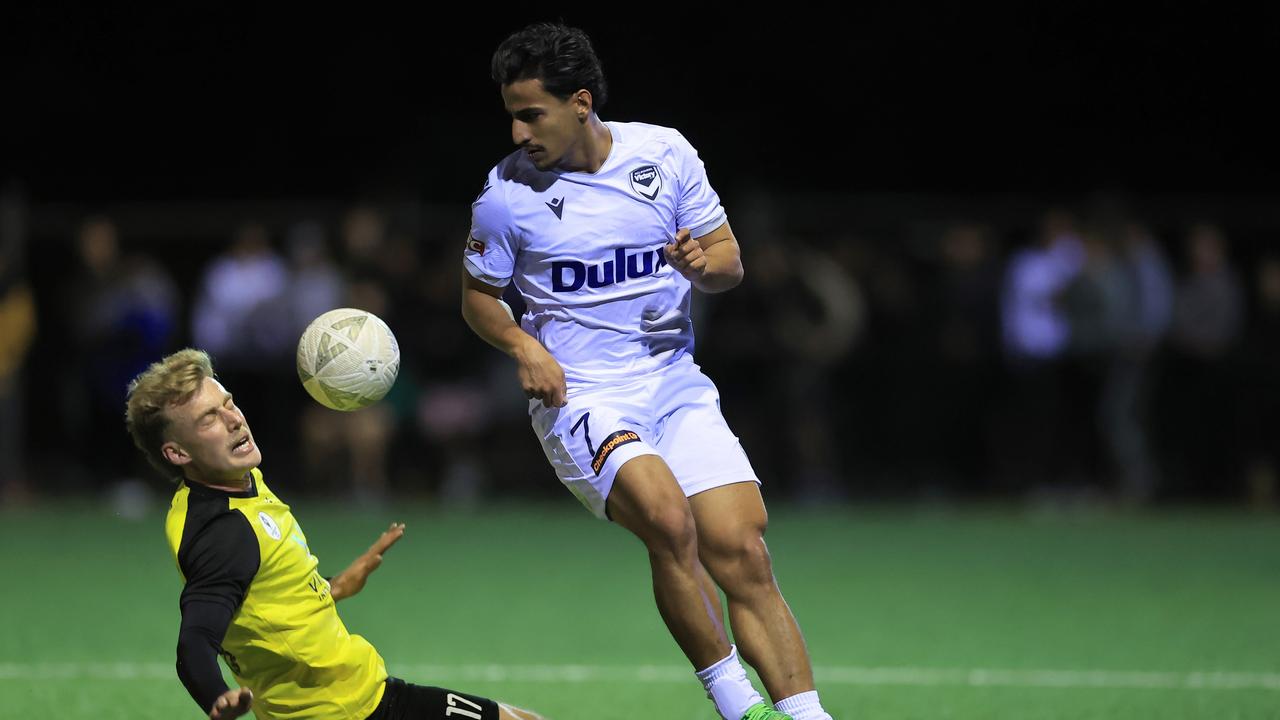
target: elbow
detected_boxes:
[176,623,220,665]
[713,261,744,293]
[175,633,196,678]
[460,290,476,324]
[715,237,744,291]
[697,260,744,294]
[176,627,205,665]
[729,260,745,289]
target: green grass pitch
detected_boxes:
[1,500,1277,719]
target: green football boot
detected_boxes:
[740,702,793,720]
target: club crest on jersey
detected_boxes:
[629,165,662,201]
[552,246,669,292]
[258,511,282,541]
[466,237,486,255]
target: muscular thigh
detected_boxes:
[688,480,769,557]
[605,454,694,536]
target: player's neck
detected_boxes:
[559,116,612,174]
[188,470,254,493]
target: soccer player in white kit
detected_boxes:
[460,22,835,720]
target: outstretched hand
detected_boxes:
[209,687,252,719]
[330,523,405,601]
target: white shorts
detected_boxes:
[530,360,760,519]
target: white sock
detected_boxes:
[775,690,833,720]
[695,645,765,720]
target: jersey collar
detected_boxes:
[185,471,259,499]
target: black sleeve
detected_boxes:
[175,512,260,713]
[177,599,236,713]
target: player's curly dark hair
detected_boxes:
[491,22,608,110]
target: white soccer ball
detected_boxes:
[296,308,400,411]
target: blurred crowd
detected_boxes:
[1,189,1276,511]
[703,197,1278,509]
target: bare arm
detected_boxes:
[329,523,404,602]
[460,264,567,407]
[460,268,526,355]
[663,221,744,293]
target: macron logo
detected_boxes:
[545,197,565,220]
[552,247,669,292]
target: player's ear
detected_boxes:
[574,89,592,121]
[162,441,192,467]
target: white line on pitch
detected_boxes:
[3,662,1276,690]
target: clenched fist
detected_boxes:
[663,228,706,283]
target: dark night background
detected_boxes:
[2,5,1279,506]
[5,6,1278,201]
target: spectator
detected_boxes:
[1239,253,1280,508]
[191,222,292,367]
[1158,223,1245,498]
[298,278,396,504]
[0,186,35,504]
[996,209,1085,492]
[191,222,295,486]
[296,209,399,502]
[921,223,1002,493]
[62,216,179,507]
[284,219,345,339]
[1098,222,1174,503]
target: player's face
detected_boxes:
[502,78,586,171]
[161,377,261,486]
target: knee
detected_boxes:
[637,507,699,562]
[704,531,774,586]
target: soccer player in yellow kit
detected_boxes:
[125,349,544,720]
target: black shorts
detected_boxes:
[366,677,501,720]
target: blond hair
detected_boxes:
[124,349,215,481]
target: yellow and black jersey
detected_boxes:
[166,469,387,719]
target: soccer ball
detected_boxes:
[296,308,400,411]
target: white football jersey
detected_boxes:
[464,121,728,387]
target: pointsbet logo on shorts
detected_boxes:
[592,430,641,474]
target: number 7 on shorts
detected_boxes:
[570,411,595,455]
